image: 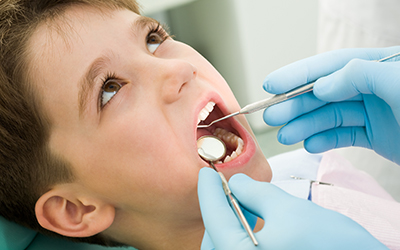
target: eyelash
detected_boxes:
[146,23,171,45]
[98,22,170,110]
[99,72,119,108]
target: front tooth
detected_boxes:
[237,138,244,146]
[236,146,242,156]
[199,110,209,121]
[237,138,244,152]
[205,102,215,112]
[201,109,209,118]
[198,102,215,123]
[224,155,232,163]
[230,151,238,160]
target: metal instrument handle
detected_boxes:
[240,82,314,114]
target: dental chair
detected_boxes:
[0,216,136,250]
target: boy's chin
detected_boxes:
[225,154,272,183]
[248,153,272,182]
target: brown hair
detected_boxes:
[0,0,140,246]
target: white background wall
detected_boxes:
[229,0,319,131]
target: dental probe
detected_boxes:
[197,51,400,129]
[197,82,314,128]
[197,136,258,246]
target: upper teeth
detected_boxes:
[198,101,215,124]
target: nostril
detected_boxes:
[178,82,186,93]
[161,60,196,103]
[179,65,196,93]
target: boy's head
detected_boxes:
[0,0,272,248]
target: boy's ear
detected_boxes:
[35,184,115,238]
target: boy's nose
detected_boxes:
[157,59,197,104]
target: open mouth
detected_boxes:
[196,102,244,164]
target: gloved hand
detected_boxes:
[263,46,400,165]
[198,168,388,250]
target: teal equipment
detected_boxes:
[0,216,137,250]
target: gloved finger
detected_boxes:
[263,92,328,126]
[362,95,400,164]
[304,127,372,153]
[263,47,400,94]
[264,93,361,127]
[277,101,367,145]
[198,168,233,224]
[315,59,400,100]
[198,168,252,249]
[314,60,400,123]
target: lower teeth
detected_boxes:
[213,128,244,163]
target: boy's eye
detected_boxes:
[146,24,169,53]
[101,79,123,107]
[147,33,162,53]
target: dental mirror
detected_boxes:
[197,135,226,162]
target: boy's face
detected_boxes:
[29,4,271,237]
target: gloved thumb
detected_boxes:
[198,168,259,250]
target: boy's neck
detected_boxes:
[107,212,205,249]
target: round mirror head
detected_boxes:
[197,135,226,162]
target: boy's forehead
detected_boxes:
[28,5,139,81]
[28,5,156,82]
[31,5,128,52]
[28,5,151,63]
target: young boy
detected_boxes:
[0,0,271,249]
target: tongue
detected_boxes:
[196,128,213,140]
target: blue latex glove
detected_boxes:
[263,46,400,165]
[198,168,388,250]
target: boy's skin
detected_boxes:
[28,4,272,249]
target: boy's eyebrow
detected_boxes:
[78,53,112,116]
[133,16,159,32]
[78,16,159,117]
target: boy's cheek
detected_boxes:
[155,40,195,58]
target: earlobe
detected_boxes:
[35,186,115,238]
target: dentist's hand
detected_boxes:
[198,168,388,250]
[263,47,400,165]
